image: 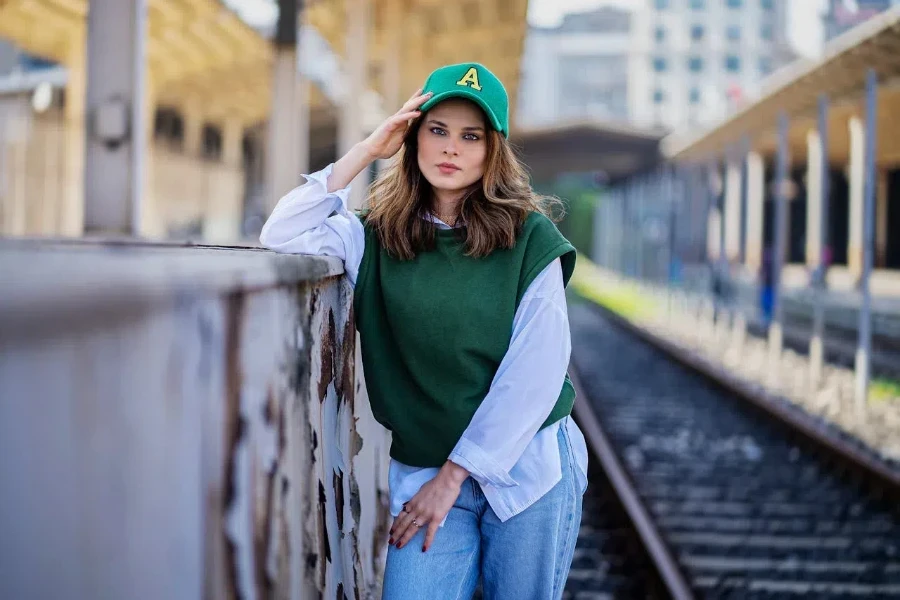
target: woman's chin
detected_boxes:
[425,176,479,195]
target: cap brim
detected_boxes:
[420,89,506,137]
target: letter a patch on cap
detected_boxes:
[456,67,482,91]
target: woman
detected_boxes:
[260,62,589,599]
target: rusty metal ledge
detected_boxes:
[0,238,344,335]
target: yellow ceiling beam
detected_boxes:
[0,0,528,127]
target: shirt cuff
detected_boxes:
[304,163,352,210]
[448,438,519,489]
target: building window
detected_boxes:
[726,0,742,7]
[655,0,669,9]
[557,55,629,121]
[653,56,668,72]
[689,87,701,104]
[759,56,772,75]
[655,26,666,41]
[726,25,741,41]
[653,89,665,104]
[690,0,705,8]
[202,124,223,161]
[761,23,773,40]
[688,56,704,72]
[153,107,184,150]
[691,24,705,40]
[725,55,741,72]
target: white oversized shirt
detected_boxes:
[259,163,589,523]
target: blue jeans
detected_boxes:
[381,425,585,599]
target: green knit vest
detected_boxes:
[353,212,577,467]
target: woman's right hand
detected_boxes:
[361,89,433,160]
[326,89,432,193]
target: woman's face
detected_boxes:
[416,99,488,198]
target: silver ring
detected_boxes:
[412,519,420,527]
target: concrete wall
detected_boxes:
[0,241,391,600]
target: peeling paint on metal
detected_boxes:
[0,248,391,600]
[224,292,246,600]
[318,309,336,404]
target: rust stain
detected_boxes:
[317,480,330,588]
[317,309,336,403]
[348,429,363,461]
[339,305,356,413]
[263,385,276,426]
[305,551,318,581]
[373,489,391,563]
[256,461,276,598]
[349,479,361,531]
[333,471,344,531]
[222,292,245,600]
[309,287,319,319]
[311,429,318,458]
[285,301,308,397]
[255,386,280,598]
[275,491,291,599]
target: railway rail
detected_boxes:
[745,315,900,379]
[567,298,900,599]
[561,465,668,599]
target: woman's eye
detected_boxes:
[430,127,446,135]
[463,133,480,141]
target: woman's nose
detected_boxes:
[442,140,458,155]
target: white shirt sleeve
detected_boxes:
[447,257,571,488]
[258,163,366,287]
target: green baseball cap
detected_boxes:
[419,62,509,138]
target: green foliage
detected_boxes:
[870,378,900,402]
[535,180,601,258]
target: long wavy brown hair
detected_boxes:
[362,115,563,260]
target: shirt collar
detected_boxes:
[424,212,466,229]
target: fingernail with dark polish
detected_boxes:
[389,538,394,545]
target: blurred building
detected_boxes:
[0,0,533,244]
[0,54,255,242]
[518,0,796,132]
[659,5,900,288]
[824,0,900,41]
[0,19,340,243]
[518,7,633,127]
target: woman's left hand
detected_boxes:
[390,461,469,552]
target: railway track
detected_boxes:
[471,460,666,598]
[567,298,900,599]
[562,466,668,599]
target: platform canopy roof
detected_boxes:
[662,5,900,166]
[512,119,665,182]
[0,0,528,126]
